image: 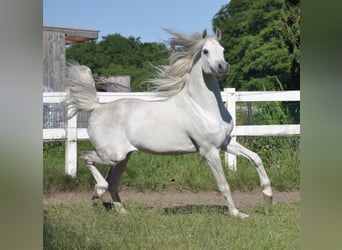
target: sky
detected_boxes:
[43,0,229,43]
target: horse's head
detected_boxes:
[201,29,229,77]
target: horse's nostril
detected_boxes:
[218,63,227,73]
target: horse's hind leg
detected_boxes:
[105,153,132,213]
[226,140,273,204]
[80,151,108,200]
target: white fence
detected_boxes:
[43,88,300,176]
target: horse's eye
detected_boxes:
[203,49,209,55]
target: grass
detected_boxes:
[44,201,300,249]
[43,136,300,193]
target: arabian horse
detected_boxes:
[63,29,272,218]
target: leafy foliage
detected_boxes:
[66,34,169,91]
[213,0,300,91]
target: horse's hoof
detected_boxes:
[80,155,92,165]
[263,192,273,205]
[91,189,106,200]
[238,212,249,219]
[231,208,249,219]
[262,187,273,204]
[113,202,128,214]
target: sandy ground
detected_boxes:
[43,188,300,209]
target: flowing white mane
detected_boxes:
[149,30,209,97]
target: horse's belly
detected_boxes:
[128,125,197,154]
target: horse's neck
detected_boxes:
[187,58,223,116]
[203,73,224,105]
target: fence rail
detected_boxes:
[43,88,300,176]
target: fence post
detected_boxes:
[247,101,253,148]
[65,108,77,177]
[224,88,237,170]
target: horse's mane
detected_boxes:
[149,30,207,97]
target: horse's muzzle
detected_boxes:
[217,61,229,77]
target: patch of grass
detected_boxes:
[44,201,300,249]
[227,136,300,191]
[43,140,96,193]
[123,152,215,191]
[43,136,299,193]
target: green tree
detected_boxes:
[66,34,169,91]
[213,0,300,91]
[278,0,300,90]
[66,40,106,71]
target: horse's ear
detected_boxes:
[215,28,222,41]
[202,29,207,39]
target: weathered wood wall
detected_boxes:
[43,30,66,91]
[43,26,98,91]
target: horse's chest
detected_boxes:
[193,116,229,147]
[208,122,229,144]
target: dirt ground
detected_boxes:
[43,188,300,209]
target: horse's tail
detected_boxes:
[63,62,100,119]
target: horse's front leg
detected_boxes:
[200,147,249,218]
[226,140,273,204]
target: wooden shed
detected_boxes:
[43,26,99,91]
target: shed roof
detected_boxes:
[43,26,99,44]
